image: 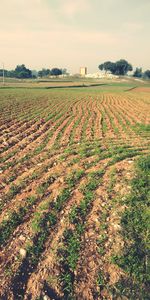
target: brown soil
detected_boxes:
[0,88,149,299]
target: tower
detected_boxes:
[80,67,87,76]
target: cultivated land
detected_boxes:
[0,80,150,299]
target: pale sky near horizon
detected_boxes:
[0,0,150,73]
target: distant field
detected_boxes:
[0,75,150,89]
[0,83,150,299]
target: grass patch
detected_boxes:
[132,123,150,133]
[112,155,150,299]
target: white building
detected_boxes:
[85,71,118,79]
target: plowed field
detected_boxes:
[0,86,150,300]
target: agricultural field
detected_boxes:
[0,83,150,300]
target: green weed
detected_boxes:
[0,195,36,246]
[112,155,150,298]
[66,169,84,188]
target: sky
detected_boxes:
[0,0,150,73]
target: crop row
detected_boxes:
[0,142,147,298]
[1,91,149,170]
[0,88,149,299]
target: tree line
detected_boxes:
[98,59,150,79]
[0,65,67,79]
[132,68,150,79]
[0,61,150,79]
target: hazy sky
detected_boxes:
[0,0,150,73]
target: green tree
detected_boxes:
[0,69,16,78]
[98,59,133,75]
[14,64,32,78]
[51,68,62,76]
[38,68,50,77]
[98,63,104,71]
[143,70,150,79]
[98,61,115,73]
[114,59,133,75]
[103,61,113,72]
[133,67,143,78]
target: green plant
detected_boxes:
[112,155,150,298]
[60,271,74,297]
[65,169,84,188]
[97,271,105,288]
[0,195,36,246]
[107,167,117,193]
